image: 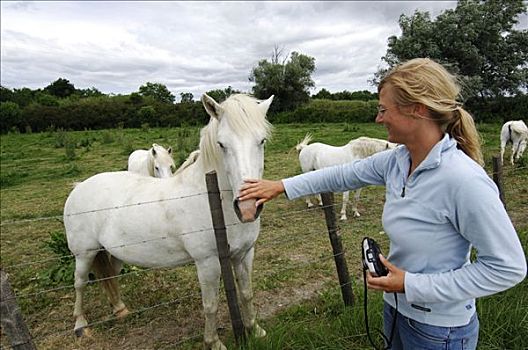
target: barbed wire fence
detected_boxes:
[1,159,526,349]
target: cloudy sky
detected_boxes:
[1,1,524,101]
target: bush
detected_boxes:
[38,230,75,286]
[0,101,23,132]
[54,128,67,147]
[269,99,378,124]
[64,137,76,160]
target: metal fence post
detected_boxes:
[1,269,37,350]
[205,171,246,344]
[320,192,355,306]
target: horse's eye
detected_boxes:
[260,139,267,146]
[217,142,225,149]
[155,166,159,171]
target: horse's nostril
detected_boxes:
[234,198,258,223]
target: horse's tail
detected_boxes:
[294,133,313,152]
[92,250,121,307]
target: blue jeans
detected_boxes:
[383,302,479,350]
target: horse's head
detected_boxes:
[202,93,274,223]
[150,143,176,178]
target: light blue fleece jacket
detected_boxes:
[282,134,526,327]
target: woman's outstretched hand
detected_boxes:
[239,179,285,207]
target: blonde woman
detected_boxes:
[239,58,526,349]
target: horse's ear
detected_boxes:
[202,94,223,120]
[151,147,157,157]
[258,95,274,115]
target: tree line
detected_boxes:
[1,0,526,133]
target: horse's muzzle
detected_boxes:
[234,198,263,223]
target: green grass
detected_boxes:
[1,123,526,349]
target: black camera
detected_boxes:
[362,237,388,277]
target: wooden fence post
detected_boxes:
[320,193,355,306]
[205,171,246,344]
[1,269,37,350]
[492,156,506,208]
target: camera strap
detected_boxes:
[362,268,398,350]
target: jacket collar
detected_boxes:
[395,134,456,177]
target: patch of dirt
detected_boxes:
[255,278,328,320]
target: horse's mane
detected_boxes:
[174,150,200,175]
[199,94,272,169]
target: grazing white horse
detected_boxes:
[500,120,528,165]
[127,143,175,178]
[296,134,397,220]
[64,93,273,350]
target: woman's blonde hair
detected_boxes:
[379,58,484,166]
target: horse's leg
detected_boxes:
[519,140,527,160]
[195,258,225,350]
[339,191,349,221]
[511,142,517,165]
[89,251,128,322]
[233,248,266,338]
[352,188,362,218]
[500,139,506,164]
[513,139,525,163]
[73,251,98,337]
[109,255,129,318]
[305,196,314,208]
[317,194,323,206]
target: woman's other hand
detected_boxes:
[366,255,406,293]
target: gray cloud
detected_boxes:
[7,1,506,101]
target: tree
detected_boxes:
[129,92,144,105]
[375,0,528,99]
[36,92,60,107]
[249,48,316,113]
[0,86,14,103]
[312,88,332,100]
[180,92,194,103]
[45,78,76,98]
[76,87,104,98]
[0,102,22,132]
[205,86,240,103]
[138,82,175,104]
[10,88,36,107]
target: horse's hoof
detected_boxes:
[74,328,83,338]
[340,216,347,221]
[254,324,267,338]
[74,327,92,338]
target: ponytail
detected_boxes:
[446,107,484,166]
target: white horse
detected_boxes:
[295,134,397,220]
[64,93,274,350]
[500,120,528,165]
[127,143,175,178]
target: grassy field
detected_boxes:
[1,122,526,349]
